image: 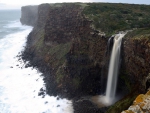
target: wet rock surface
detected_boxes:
[73,97,108,113]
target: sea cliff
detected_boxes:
[20,5,38,26]
[21,3,150,113]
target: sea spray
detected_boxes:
[0,10,73,113]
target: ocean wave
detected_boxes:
[0,24,73,113]
[4,20,31,30]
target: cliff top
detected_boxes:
[40,2,150,36]
[21,3,150,36]
[82,3,150,36]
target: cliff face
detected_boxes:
[123,35,150,91]
[22,3,107,97]
[20,5,38,26]
[36,4,50,28]
[21,3,150,113]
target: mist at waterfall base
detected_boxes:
[98,34,125,106]
[0,10,73,113]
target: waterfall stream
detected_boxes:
[105,33,125,103]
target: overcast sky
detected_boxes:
[0,0,150,9]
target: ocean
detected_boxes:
[0,10,73,113]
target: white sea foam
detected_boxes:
[4,20,28,30]
[0,22,73,113]
[0,20,30,40]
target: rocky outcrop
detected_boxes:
[121,90,150,113]
[20,5,38,26]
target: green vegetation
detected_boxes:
[35,29,45,50]
[56,66,65,83]
[83,3,150,35]
[49,3,63,7]
[120,74,131,92]
[42,42,71,71]
[106,93,138,113]
[125,28,150,39]
[36,40,71,83]
[49,2,87,8]
[49,42,71,60]
[73,76,81,89]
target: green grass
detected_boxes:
[34,29,45,50]
[125,28,150,39]
[48,42,71,59]
[41,42,71,71]
[56,66,65,83]
[106,93,138,113]
[49,3,63,7]
[49,2,86,8]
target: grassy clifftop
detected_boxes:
[82,3,150,36]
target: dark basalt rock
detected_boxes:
[38,91,45,96]
[57,105,60,107]
[45,101,48,104]
[56,97,60,100]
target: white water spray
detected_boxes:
[0,21,73,113]
[105,33,125,104]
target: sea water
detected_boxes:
[0,10,73,113]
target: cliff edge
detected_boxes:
[20,5,38,26]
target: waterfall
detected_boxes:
[105,33,125,103]
[100,36,114,94]
[106,36,114,56]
